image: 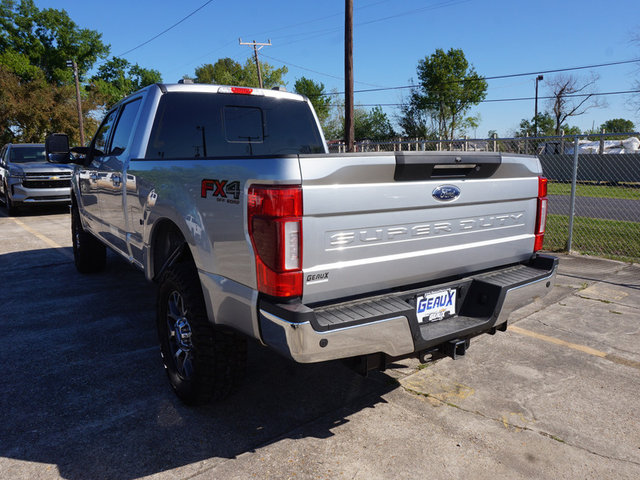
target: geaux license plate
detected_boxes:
[416,288,456,323]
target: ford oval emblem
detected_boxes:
[432,185,461,202]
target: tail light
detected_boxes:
[534,176,548,252]
[248,185,303,297]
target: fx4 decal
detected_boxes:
[201,179,241,204]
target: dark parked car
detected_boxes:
[0,143,73,215]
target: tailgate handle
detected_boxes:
[432,163,478,177]
[394,152,501,181]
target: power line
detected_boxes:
[260,53,387,89]
[483,89,640,103]
[354,0,471,29]
[314,58,640,97]
[483,58,640,81]
[168,0,398,77]
[328,89,640,107]
[108,0,638,102]
[240,0,394,40]
[116,0,217,58]
[269,0,472,51]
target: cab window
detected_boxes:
[93,109,118,156]
[145,92,324,159]
[109,99,142,156]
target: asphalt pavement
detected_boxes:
[1,207,639,480]
[548,194,640,222]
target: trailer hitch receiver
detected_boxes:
[442,338,470,360]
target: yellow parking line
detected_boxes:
[10,217,74,260]
[508,325,607,357]
[508,325,640,371]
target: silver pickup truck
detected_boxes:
[46,83,557,404]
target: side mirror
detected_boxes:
[45,133,71,163]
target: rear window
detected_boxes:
[10,146,45,163]
[145,92,325,159]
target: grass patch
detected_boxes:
[548,182,640,200]
[544,214,640,263]
[546,434,566,444]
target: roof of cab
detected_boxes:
[154,82,307,103]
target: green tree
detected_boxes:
[562,125,582,136]
[0,48,42,80]
[0,1,109,144]
[195,58,242,84]
[515,112,556,137]
[600,118,635,134]
[321,89,343,140]
[0,64,101,145]
[241,58,287,88]
[411,48,487,140]
[363,106,395,141]
[515,112,582,138]
[460,114,481,137]
[91,57,162,107]
[294,76,330,125]
[396,89,435,138]
[0,0,108,83]
[329,105,395,141]
[194,57,287,89]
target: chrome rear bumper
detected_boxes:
[259,255,558,364]
[260,311,415,363]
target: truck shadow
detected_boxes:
[0,248,398,480]
[0,203,70,217]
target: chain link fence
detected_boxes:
[328,134,640,263]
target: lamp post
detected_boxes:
[66,60,85,146]
[534,74,544,137]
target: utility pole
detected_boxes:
[239,39,271,88]
[344,0,354,152]
[66,59,85,145]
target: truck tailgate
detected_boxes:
[299,152,542,305]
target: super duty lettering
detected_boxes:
[327,213,526,248]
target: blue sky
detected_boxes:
[39,0,640,137]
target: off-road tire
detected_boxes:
[157,262,247,405]
[71,202,106,273]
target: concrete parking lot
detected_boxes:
[1,207,639,480]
